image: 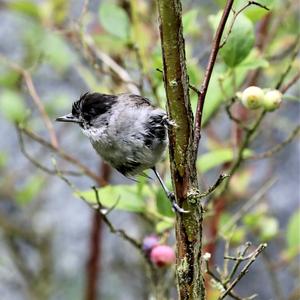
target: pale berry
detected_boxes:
[263,90,282,111]
[241,86,264,109]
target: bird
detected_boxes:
[56,92,187,213]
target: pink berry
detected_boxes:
[142,235,159,253]
[150,245,175,267]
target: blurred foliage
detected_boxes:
[197,148,253,173]
[0,89,27,122]
[16,175,45,205]
[218,212,246,245]
[243,207,279,242]
[79,184,148,213]
[99,2,130,41]
[286,210,300,257]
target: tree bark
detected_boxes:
[157,1,205,299]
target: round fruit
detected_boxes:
[263,90,282,111]
[241,86,264,110]
[150,245,175,267]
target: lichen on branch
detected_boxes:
[156,0,204,299]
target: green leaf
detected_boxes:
[209,12,255,67]
[16,176,44,205]
[98,2,130,40]
[286,210,300,251]
[221,14,255,67]
[77,184,149,213]
[201,67,227,126]
[201,67,225,126]
[156,188,173,217]
[0,90,28,122]
[237,48,269,70]
[197,148,253,173]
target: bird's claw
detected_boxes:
[167,192,190,214]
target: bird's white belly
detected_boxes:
[90,134,166,175]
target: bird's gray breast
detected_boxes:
[83,104,167,175]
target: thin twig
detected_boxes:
[267,38,299,61]
[221,42,299,192]
[54,167,144,256]
[156,68,201,95]
[18,125,105,185]
[280,70,300,94]
[275,37,300,90]
[230,110,266,174]
[78,0,90,25]
[91,187,143,251]
[220,1,269,49]
[225,98,250,131]
[16,126,81,177]
[218,243,267,300]
[201,174,229,204]
[205,260,243,300]
[261,251,285,300]
[221,177,277,234]
[224,242,252,284]
[132,45,145,94]
[194,0,234,157]
[218,110,266,193]
[0,54,58,148]
[249,125,300,160]
[82,35,140,94]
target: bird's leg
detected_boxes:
[152,167,189,214]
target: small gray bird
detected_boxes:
[56,92,186,213]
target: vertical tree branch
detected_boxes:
[157,0,204,299]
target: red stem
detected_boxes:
[193,0,234,156]
[85,211,103,300]
[85,162,111,300]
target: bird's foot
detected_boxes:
[162,115,177,128]
[167,192,190,214]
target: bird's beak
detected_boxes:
[56,113,81,124]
